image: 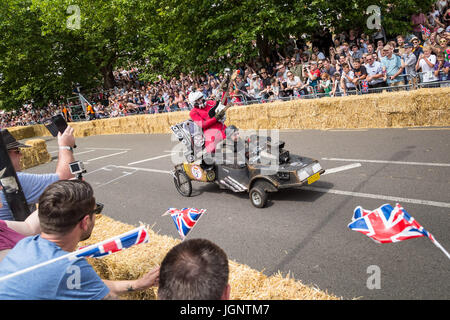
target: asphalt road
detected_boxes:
[25,127,450,300]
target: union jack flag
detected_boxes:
[420,24,430,37]
[166,208,206,240]
[361,80,369,93]
[348,203,434,244]
[75,226,150,259]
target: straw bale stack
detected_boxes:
[5,87,450,141]
[6,125,37,141]
[226,87,450,130]
[80,215,341,300]
[19,139,51,170]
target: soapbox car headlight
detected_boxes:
[297,169,309,181]
[312,163,322,173]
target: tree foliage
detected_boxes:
[0,0,435,110]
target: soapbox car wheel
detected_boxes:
[249,184,268,208]
[174,169,192,197]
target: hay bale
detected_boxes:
[7,126,36,141]
[19,139,51,170]
[80,215,341,300]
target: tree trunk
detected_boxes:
[256,34,270,61]
[100,63,116,89]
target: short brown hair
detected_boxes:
[158,238,229,300]
[38,180,96,235]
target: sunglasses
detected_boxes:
[92,202,104,215]
[9,148,21,154]
[78,202,104,223]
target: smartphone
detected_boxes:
[52,114,68,134]
[43,114,76,148]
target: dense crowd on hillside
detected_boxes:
[1,1,449,128]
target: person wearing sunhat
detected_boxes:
[0,126,77,221]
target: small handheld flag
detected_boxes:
[348,203,450,259]
[0,226,150,282]
[75,226,149,259]
[164,208,206,240]
[420,24,431,37]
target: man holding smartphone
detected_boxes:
[0,126,76,221]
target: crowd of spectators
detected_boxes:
[1,1,449,128]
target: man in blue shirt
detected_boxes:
[381,45,405,88]
[0,180,159,299]
[0,127,76,221]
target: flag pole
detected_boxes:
[0,226,147,282]
[430,238,450,260]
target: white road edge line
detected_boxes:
[96,171,136,188]
[322,157,450,167]
[128,153,175,166]
[84,151,129,164]
[112,165,171,174]
[96,164,449,208]
[322,163,362,175]
[49,149,96,156]
[85,147,131,151]
[302,186,450,208]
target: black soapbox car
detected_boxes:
[170,120,325,208]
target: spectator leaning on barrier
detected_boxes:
[434,52,450,81]
[248,73,262,99]
[158,238,230,300]
[340,63,357,95]
[402,42,418,86]
[350,58,368,89]
[381,45,405,87]
[416,45,439,83]
[304,61,321,90]
[285,71,303,96]
[0,180,160,300]
[321,59,337,78]
[330,72,342,97]
[0,128,76,222]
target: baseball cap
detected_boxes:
[1,129,31,150]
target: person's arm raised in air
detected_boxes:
[55,126,76,180]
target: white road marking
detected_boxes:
[85,147,131,151]
[302,186,450,208]
[49,149,95,156]
[83,165,114,176]
[95,171,136,188]
[128,153,175,165]
[408,128,450,131]
[84,151,129,164]
[322,157,450,167]
[112,165,171,174]
[322,163,362,175]
[327,129,368,132]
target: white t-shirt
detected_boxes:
[286,76,301,88]
[418,55,438,82]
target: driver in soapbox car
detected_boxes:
[171,119,325,208]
